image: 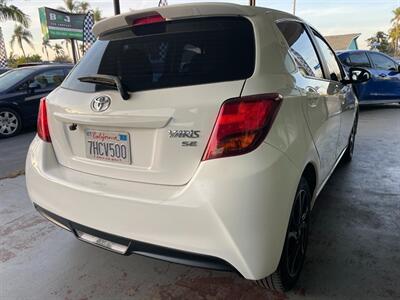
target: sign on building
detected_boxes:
[39,7,85,41]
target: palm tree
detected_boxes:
[41,39,51,61]
[78,1,90,13]
[58,0,90,13]
[0,0,29,27]
[93,7,103,22]
[52,43,65,57]
[391,7,400,25]
[389,26,400,56]
[10,24,33,57]
[390,7,400,56]
[61,40,71,56]
[58,0,90,63]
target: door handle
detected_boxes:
[379,73,387,78]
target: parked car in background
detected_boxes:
[26,3,370,291]
[337,50,400,105]
[0,64,72,138]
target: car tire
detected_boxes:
[342,114,358,163]
[0,108,22,138]
[256,177,311,291]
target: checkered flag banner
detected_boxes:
[0,27,7,68]
[83,11,96,54]
[158,0,168,6]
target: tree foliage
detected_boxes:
[0,0,30,27]
[367,7,400,56]
[7,53,42,68]
[53,54,72,63]
[58,0,90,13]
[10,24,34,57]
[367,31,392,54]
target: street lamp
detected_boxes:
[113,0,120,15]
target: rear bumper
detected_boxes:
[35,204,236,272]
[26,137,300,280]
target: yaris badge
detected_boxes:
[91,96,111,112]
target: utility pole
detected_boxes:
[249,0,256,6]
[293,0,297,15]
[70,39,77,64]
[113,0,120,15]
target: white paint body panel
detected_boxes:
[26,137,300,279]
[26,3,357,280]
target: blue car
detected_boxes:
[0,64,72,138]
[337,50,400,105]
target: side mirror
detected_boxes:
[342,67,371,84]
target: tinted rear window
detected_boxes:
[62,17,255,93]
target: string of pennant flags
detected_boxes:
[0,27,7,68]
[83,10,96,54]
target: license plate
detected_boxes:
[85,129,131,164]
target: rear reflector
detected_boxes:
[133,14,165,26]
[76,230,129,254]
[202,94,282,161]
[37,97,51,143]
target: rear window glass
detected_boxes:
[62,17,255,93]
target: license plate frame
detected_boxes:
[85,129,131,165]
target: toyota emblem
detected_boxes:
[91,96,111,112]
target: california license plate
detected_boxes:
[85,129,131,164]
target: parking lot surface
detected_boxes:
[0,130,35,179]
[0,106,399,300]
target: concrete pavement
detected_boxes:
[0,130,35,179]
[0,106,399,299]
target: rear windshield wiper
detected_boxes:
[78,74,130,100]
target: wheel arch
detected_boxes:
[0,102,23,115]
[302,162,317,199]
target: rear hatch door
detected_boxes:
[48,16,255,186]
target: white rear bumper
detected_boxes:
[26,136,300,280]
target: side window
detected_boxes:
[369,52,397,71]
[31,69,66,89]
[276,21,324,79]
[16,82,28,92]
[313,33,342,82]
[348,52,371,68]
[64,68,72,77]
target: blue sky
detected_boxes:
[1,0,398,58]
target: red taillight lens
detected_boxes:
[133,14,165,26]
[37,97,51,143]
[202,93,282,161]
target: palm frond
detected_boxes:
[0,4,30,27]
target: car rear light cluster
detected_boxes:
[37,97,51,143]
[202,93,282,161]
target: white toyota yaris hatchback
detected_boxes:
[26,3,370,291]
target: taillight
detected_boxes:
[133,14,165,26]
[37,97,51,143]
[202,93,282,161]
